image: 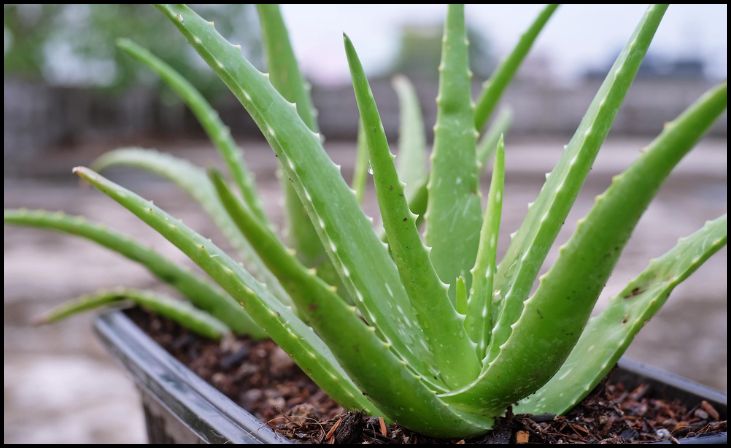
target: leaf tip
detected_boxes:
[115,37,132,49]
[73,166,96,180]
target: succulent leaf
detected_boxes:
[455,276,468,315]
[407,179,429,228]
[35,289,123,324]
[73,166,376,414]
[257,4,331,277]
[256,4,319,130]
[352,119,370,204]
[92,148,291,305]
[38,288,230,340]
[156,4,437,379]
[346,35,480,389]
[442,5,669,415]
[466,137,505,359]
[426,4,483,296]
[403,104,511,224]
[474,4,558,131]
[487,4,668,368]
[116,38,267,223]
[4,209,264,337]
[517,214,728,415]
[393,75,427,201]
[487,80,727,398]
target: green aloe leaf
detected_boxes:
[4,209,264,337]
[487,4,668,368]
[486,80,727,401]
[406,179,429,229]
[393,75,427,201]
[465,136,505,359]
[38,288,230,340]
[345,34,480,389]
[257,4,330,276]
[474,4,558,131]
[156,4,436,380]
[92,148,291,305]
[73,166,376,413]
[117,38,267,223]
[352,119,370,204]
[517,214,727,415]
[210,169,490,437]
[455,276,468,315]
[256,4,319,131]
[426,4,483,296]
[404,106,511,225]
[442,5,669,415]
[258,5,350,303]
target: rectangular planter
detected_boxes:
[94,310,727,444]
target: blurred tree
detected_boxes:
[3,4,261,97]
[390,21,494,80]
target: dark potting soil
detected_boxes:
[127,308,726,444]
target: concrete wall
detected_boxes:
[4,77,726,158]
[315,77,727,139]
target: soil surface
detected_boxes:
[128,308,726,444]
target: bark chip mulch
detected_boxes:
[128,308,726,444]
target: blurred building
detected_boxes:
[390,22,494,80]
[4,7,727,166]
[585,51,708,80]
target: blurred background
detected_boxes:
[4,4,727,443]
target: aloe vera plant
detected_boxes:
[4,4,727,439]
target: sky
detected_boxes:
[279,4,728,84]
